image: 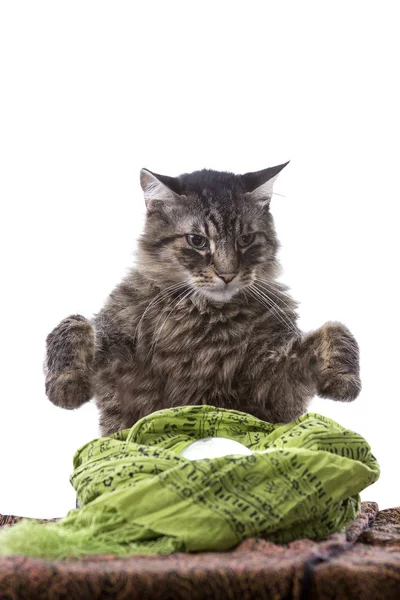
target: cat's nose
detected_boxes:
[216,272,237,284]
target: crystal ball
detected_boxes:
[180,437,252,461]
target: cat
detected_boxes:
[44,163,361,436]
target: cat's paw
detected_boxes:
[46,314,94,373]
[45,315,94,409]
[312,322,361,402]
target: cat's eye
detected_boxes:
[186,234,208,250]
[237,233,256,247]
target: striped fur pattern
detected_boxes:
[45,165,361,435]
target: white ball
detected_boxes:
[180,437,252,461]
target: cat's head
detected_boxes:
[137,163,289,303]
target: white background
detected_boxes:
[0,1,399,518]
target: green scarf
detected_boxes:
[0,406,379,558]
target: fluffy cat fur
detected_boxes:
[45,163,361,436]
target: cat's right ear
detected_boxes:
[140,169,180,210]
[241,162,290,208]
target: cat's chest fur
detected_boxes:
[136,296,256,404]
[94,289,269,427]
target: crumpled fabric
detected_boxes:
[0,406,380,559]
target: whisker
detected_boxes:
[249,284,299,336]
[149,288,193,363]
[254,278,299,317]
[252,283,298,333]
[248,286,293,333]
[254,276,293,295]
[134,281,188,344]
[257,290,299,337]
[146,287,190,355]
[147,286,193,362]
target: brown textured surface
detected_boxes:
[1,502,400,599]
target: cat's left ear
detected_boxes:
[140,169,181,209]
[241,161,290,207]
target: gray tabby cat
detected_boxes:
[45,163,361,436]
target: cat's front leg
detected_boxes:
[251,322,360,422]
[307,321,361,402]
[44,315,95,409]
